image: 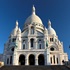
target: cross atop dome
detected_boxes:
[32,5,36,15]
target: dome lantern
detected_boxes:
[32,5,36,15]
[16,20,18,28]
[10,21,19,36]
[48,20,51,28]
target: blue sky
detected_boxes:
[0,0,70,59]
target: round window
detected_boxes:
[50,47,54,51]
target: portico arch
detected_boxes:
[19,54,25,65]
[29,54,35,65]
[38,54,45,65]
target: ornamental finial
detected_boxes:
[16,20,18,26]
[32,5,36,15]
[48,19,51,28]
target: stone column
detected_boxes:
[46,48,50,65]
[35,55,38,65]
[28,39,30,49]
[36,42,37,49]
[35,39,37,49]
[55,55,57,65]
[44,39,46,49]
[13,53,19,65]
[13,54,16,65]
[45,56,47,65]
[28,25,30,35]
[25,55,29,65]
[8,56,10,65]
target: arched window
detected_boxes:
[53,55,55,64]
[38,39,42,49]
[31,27,34,34]
[57,58,58,64]
[23,44,25,49]
[50,38,53,42]
[12,38,16,42]
[30,38,34,47]
[50,57,52,64]
[39,44,41,49]
[11,47,14,52]
[10,56,12,64]
[7,58,9,64]
[23,40,25,49]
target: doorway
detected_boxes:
[29,54,35,65]
[38,54,45,65]
[19,54,25,65]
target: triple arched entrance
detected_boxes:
[19,54,45,65]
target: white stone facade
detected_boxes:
[3,6,68,65]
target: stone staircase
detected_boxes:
[0,65,70,70]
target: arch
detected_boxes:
[11,47,14,52]
[29,54,35,65]
[30,38,34,48]
[38,54,45,65]
[50,38,53,42]
[19,54,25,65]
[7,58,9,64]
[10,56,12,64]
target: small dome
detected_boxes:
[44,27,48,34]
[48,20,56,35]
[24,5,43,25]
[48,27,56,35]
[11,21,19,36]
[11,28,18,35]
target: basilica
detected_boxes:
[3,6,68,65]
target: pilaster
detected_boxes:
[35,55,38,65]
[25,55,29,65]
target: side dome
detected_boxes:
[47,20,56,36]
[11,21,19,36]
[44,27,48,34]
[24,5,43,25]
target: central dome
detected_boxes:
[24,5,43,25]
[25,14,43,24]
